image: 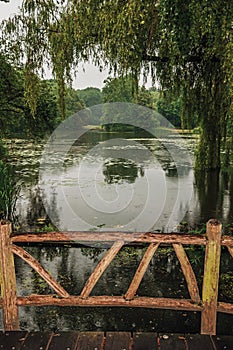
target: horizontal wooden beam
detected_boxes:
[11,232,208,245]
[218,302,233,314]
[11,231,233,246]
[0,296,232,315]
[15,295,202,311]
[227,246,233,258]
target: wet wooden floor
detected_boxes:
[0,331,233,349]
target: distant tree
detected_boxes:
[0,54,25,134]
[0,55,61,138]
[65,87,86,117]
[101,76,157,131]
[23,80,61,138]
[102,76,135,104]
[2,0,233,169]
[157,98,182,128]
[77,87,102,107]
[137,86,154,110]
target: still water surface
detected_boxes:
[9,129,233,231]
[4,129,233,333]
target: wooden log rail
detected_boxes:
[0,219,232,335]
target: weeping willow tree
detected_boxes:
[155,0,233,170]
[1,0,233,170]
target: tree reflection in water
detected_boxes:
[194,169,233,228]
[16,245,233,333]
[103,158,144,184]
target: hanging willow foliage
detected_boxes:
[1,0,233,169]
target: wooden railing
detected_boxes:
[0,219,233,335]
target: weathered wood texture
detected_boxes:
[10,231,233,247]
[104,332,131,350]
[0,331,232,349]
[21,331,52,350]
[125,243,160,300]
[12,244,69,298]
[0,220,232,335]
[80,240,124,298]
[212,335,233,350]
[218,302,233,314]
[16,295,203,310]
[0,222,19,330]
[227,246,233,258]
[11,231,209,244]
[158,333,186,349]
[185,334,214,350]
[173,243,201,303]
[0,331,27,349]
[47,331,80,349]
[133,332,158,350]
[201,219,222,335]
[76,332,104,350]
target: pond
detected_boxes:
[6,129,233,232]
[3,128,233,333]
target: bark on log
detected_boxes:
[173,243,201,303]
[201,219,222,335]
[125,243,159,300]
[16,295,203,311]
[12,245,69,298]
[11,232,208,245]
[80,241,124,298]
[0,221,19,330]
[227,246,233,258]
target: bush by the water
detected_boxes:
[0,160,19,221]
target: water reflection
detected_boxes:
[6,132,233,231]
[103,158,144,184]
[15,245,233,334]
[4,132,233,333]
[186,169,233,228]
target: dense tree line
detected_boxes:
[1,0,232,170]
[0,53,183,137]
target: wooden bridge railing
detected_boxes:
[0,219,233,335]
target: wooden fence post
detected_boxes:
[0,221,19,330]
[201,219,222,335]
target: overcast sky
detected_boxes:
[0,1,152,90]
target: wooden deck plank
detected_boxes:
[159,334,186,350]
[21,332,52,350]
[185,334,213,350]
[0,331,28,350]
[105,332,131,350]
[1,331,233,350]
[76,332,104,349]
[47,331,79,350]
[212,335,233,349]
[133,332,158,350]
